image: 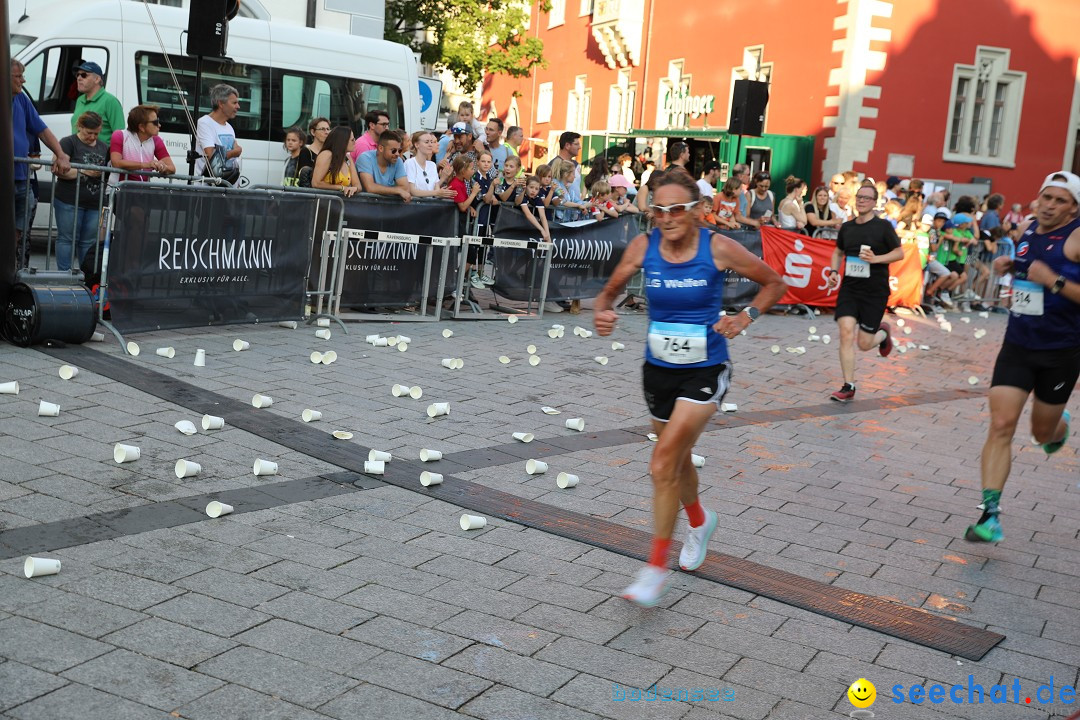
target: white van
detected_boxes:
[11,0,421,188]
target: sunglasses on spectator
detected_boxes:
[387,148,400,155]
[649,201,699,217]
[831,180,844,185]
[855,194,876,201]
[376,120,390,127]
[75,71,91,78]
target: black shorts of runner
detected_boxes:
[834,286,890,335]
[642,361,731,422]
[991,341,1080,405]
[946,260,966,275]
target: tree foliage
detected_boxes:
[385,0,550,89]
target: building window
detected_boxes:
[566,75,590,131]
[607,68,635,133]
[548,0,566,27]
[944,46,1025,167]
[536,82,553,124]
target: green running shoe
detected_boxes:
[965,513,1003,543]
[1042,409,1070,456]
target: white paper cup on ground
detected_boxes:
[770,345,781,354]
[126,341,140,356]
[252,394,273,408]
[420,448,442,462]
[38,400,60,417]
[499,355,511,364]
[113,443,140,463]
[547,328,560,339]
[174,459,201,478]
[512,432,535,443]
[525,459,548,474]
[397,336,412,345]
[90,331,105,342]
[611,341,625,350]
[721,402,738,412]
[691,453,705,468]
[368,449,392,462]
[507,316,518,324]
[206,501,233,518]
[526,344,537,355]
[233,339,250,351]
[302,409,322,422]
[0,381,19,394]
[442,328,454,338]
[372,337,388,347]
[579,330,593,338]
[541,406,561,415]
[202,414,224,430]
[427,402,450,418]
[321,350,338,365]
[397,343,408,353]
[968,376,979,385]
[253,459,278,476]
[278,320,298,329]
[647,432,659,441]
[594,356,608,365]
[453,359,464,369]
[310,351,325,364]
[315,329,331,340]
[441,358,458,369]
[822,335,831,344]
[528,355,541,366]
[365,334,381,344]
[156,347,175,358]
[364,460,385,474]
[460,514,487,530]
[23,557,61,578]
[565,418,585,432]
[420,471,443,487]
[316,317,331,327]
[809,326,818,334]
[58,365,79,380]
[556,472,579,489]
[392,384,411,397]
[332,431,354,440]
[175,420,197,435]
[194,349,206,367]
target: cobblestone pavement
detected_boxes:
[1,303,1077,720]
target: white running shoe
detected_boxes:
[469,271,486,290]
[622,565,673,607]
[679,509,718,571]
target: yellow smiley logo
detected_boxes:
[848,678,876,709]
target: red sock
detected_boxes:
[648,537,671,568]
[685,500,706,528]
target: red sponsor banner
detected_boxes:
[759,226,839,307]
[887,243,924,308]
[760,226,924,308]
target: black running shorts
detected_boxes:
[991,341,1080,405]
[834,286,890,334]
[642,361,731,422]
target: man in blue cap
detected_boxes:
[71,60,124,139]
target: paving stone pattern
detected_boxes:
[0,307,1078,719]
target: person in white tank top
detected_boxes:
[777,175,808,232]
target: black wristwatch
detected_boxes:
[1051,275,1067,294]
[743,306,761,322]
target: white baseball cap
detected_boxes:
[1040,171,1080,206]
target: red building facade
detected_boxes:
[483,0,1080,205]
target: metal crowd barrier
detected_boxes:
[452,235,554,320]
[14,156,230,281]
[250,184,348,332]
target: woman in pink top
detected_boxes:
[109,104,175,181]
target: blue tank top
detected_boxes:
[1006,216,1080,350]
[643,227,728,368]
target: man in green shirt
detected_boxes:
[71,61,124,140]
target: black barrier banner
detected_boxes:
[492,209,636,302]
[105,186,315,333]
[719,229,762,309]
[338,199,460,307]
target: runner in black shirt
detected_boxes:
[825,186,904,402]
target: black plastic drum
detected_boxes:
[4,283,97,347]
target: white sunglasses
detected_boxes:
[649,201,699,217]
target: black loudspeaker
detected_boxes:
[729,80,769,137]
[186,0,238,57]
[4,283,97,347]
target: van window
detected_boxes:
[136,52,269,141]
[21,45,110,115]
[274,70,404,139]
